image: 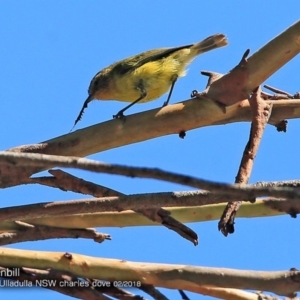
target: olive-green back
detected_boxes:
[111,44,193,75]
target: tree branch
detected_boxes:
[1,152,299,200]
[31,169,123,197]
[0,222,111,246]
[32,169,199,245]
[6,99,300,160]
[0,248,298,297]
[0,191,299,237]
[1,21,298,195]
[219,87,273,235]
[202,20,300,107]
[5,21,299,167]
[0,267,112,300]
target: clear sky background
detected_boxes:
[0,1,300,299]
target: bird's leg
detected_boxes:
[113,81,147,119]
[162,74,178,107]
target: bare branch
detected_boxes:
[33,169,199,245]
[264,84,294,98]
[2,22,298,176]
[200,20,300,109]
[0,178,299,232]
[219,87,273,235]
[0,186,297,224]
[0,267,112,300]
[0,152,299,200]
[31,169,123,197]
[245,20,300,91]
[0,222,111,245]
[156,208,198,245]
[0,98,299,190]
[0,248,299,297]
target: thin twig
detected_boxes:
[178,290,190,300]
[0,222,111,245]
[32,169,123,197]
[264,84,294,98]
[140,284,169,300]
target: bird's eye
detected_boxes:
[94,80,99,86]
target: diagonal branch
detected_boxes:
[3,21,298,167]
[32,169,123,197]
[0,151,299,200]
[219,87,273,236]
[203,20,300,107]
[140,285,168,300]
[33,169,199,245]
[0,21,298,194]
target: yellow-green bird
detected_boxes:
[73,33,228,127]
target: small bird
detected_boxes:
[73,33,228,128]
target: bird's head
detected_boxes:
[87,67,111,100]
[71,67,113,130]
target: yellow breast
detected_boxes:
[112,55,189,103]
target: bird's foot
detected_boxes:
[113,111,126,121]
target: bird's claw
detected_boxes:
[191,90,199,98]
[113,111,126,120]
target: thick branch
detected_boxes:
[0,191,232,223]
[204,20,300,105]
[6,21,300,162]
[0,193,299,232]
[1,21,298,192]
[246,20,300,91]
[0,247,299,297]
[7,99,300,159]
[1,98,298,191]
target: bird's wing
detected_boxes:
[112,44,193,75]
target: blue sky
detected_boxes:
[0,1,300,299]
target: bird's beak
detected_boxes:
[71,94,95,131]
[84,94,94,105]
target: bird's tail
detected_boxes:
[191,33,228,56]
